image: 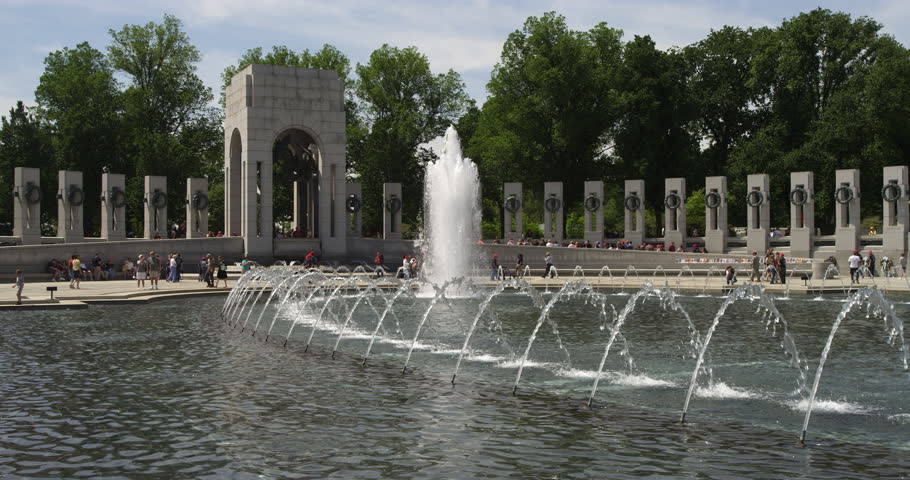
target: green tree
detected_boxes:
[469,12,624,218]
[0,102,56,235]
[108,14,222,233]
[35,42,121,234]
[354,44,471,234]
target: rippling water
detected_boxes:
[1,295,908,479]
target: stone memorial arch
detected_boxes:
[224,65,348,259]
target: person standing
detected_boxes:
[198,256,207,282]
[147,251,161,290]
[515,253,524,279]
[91,253,102,281]
[848,250,862,283]
[70,255,82,289]
[900,252,907,279]
[373,251,385,278]
[136,255,148,289]
[542,252,554,278]
[12,269,24,305]
[778,252,787,284]
[240,256,252,274]
[750,252,761,282]
[216,256,228,288]
[401,255,410,279]
[205,255,216,287]
[866,250,877,277]
[167,254,178,282]
[175,254,183,282]
[490,254,500,280]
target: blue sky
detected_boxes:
[1,0,908,116]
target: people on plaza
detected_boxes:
[217,256,228,288]
[373,251,385,278]
[240,255,252,274]
[205,254,216,287]
[199,256,208,282]
[866,250,876,277]
[490,254,499,280]
[69,255,81,289]
[900,252,907,279]
[725,266,737,285]
[401,255,410,279]
[515,253,524,279]
[750,252,761,282]
[167,254,178,282]
[123,257,135,280]
[12,269,24,305]
[542,252,554,278]
[91,253,103,281]
[136,254,148,288]
[147,251,161,290]
[848,250,862,283]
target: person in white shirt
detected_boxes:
[847,250,862,283]
[542,252,554,278]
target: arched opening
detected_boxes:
[273,128,320,238]
[227,129,242,236]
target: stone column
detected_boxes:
[543,182,564,242]
[704,176,728,254]
[383,183,402,240]
[746,174,770,254]
[624,180,645,245]
[13,167,42,245]
[57,170,84,242]
[144,175,168,239]
[186,177,209,239]
[663,178,686,250]
[882,165,908,259]
[101,173,126,241]
[835,169,860,258]
[789,171,814,258]
[346,182,362,237]
[503,183,523,240]
[583,181,604,244]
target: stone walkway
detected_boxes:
[1,272,904,310]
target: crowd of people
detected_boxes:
[480,238,708,253]
[845,250,905,283]
[748,250,789,284]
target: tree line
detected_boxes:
[1,8,907,239]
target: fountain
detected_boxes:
[419,126,481,288]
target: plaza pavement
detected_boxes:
[2,269,905,310]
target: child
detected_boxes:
[725,266,737,285]
[12,269,24,305]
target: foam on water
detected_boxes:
[611,373,676,388]
[788,398,871,415]
[695,382,760,399]
[887,413,910,424]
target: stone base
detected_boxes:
[790,228,813,258]
[584,231,602,244]
[747,230,768,254]
[705,231,727,254]
[835,227,859,256]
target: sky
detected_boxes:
[1,0,908,117]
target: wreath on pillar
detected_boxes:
[385,196,401,214]
[23,182,42,205]
[623,194,641,212]
[192,191,209,211]
[544,194,562,213]
[789,187,808,206]
[67,185,85,207]
[704,191,721,209]
[834,186,854,204]
[584,193,601,212]
[504,195,522,214]
[151,190,168,210]
[664,193,682,210]
[346,194,362,213]
[109,187,127,209]
[746,190,764,208]
[882,183,902,203]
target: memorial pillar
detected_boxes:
[882,165,908,259]
[144,175,168,239]
[835,169,860,259]
[101,173,126,241]
[543,182,564,242]
[57,170,84,242]
[346,182,362,237]
[186,177,209,239]
[13,167,42,245]
[383,183,402,240]
[503,182,523,240]
[746,174,770,254]
[663,178,686,250]
[704,176,728,254]
[624,180,645,246]
[789,171,814,258]
[583,181,604,244]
